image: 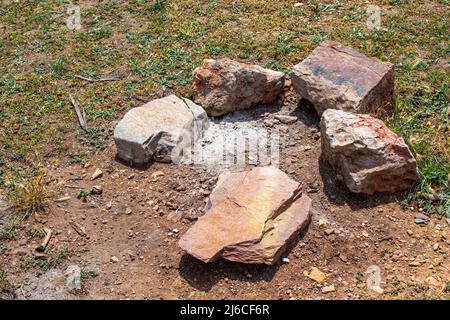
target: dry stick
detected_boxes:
[64,184,82,189]
[69,221,87,237]
[69,94,87,131]
[36,227,53,252]
[74,74,122,82]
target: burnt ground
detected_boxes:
[1,88,449,300]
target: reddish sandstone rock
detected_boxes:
[291,41,395,116]
[320,109,418,195]
[193,58,285,117]
[178,167,311,265]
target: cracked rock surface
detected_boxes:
[114,95,209,164]
[179,166,311,265]
[320,109,419,195]
[291,41,395,116]
[193,58,285,117]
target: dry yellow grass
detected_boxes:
[5,169,49,214]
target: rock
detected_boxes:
[414,213,429,225]
[303,267,326,283]
[192,58,285,117]
[317,219,327,227]
[91,168,103,180]
[64,265,81,290]
[114,95,209,164]
[425,276,440,287]
[320,109,418,195]
[151,170,165,179]
[371,286,384,294]
[339,253,348,263]
[179,167,311,265]
[322,284,335,293]
[91,185,102,195]
[110,256,119,263]
[291,41,395,116]
[184,209,200,221]
[274,115,297,124]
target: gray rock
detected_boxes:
[114,95,209,164]
[274,115,297,124]
[321,109,418,195]
[193,58,285,117]
[291,41,395,116]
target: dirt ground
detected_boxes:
[1,88,449,300]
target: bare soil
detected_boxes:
[2,88,449,300]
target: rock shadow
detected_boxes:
[319,157,406,211]
[289,98,320,129]
[178,223,309,292]
[211,99,284,124]
[114,154,156,171]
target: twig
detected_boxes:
[74,74,122,82]
[69,94,87,131]
[36,227,53,252]
[378,234,394,242]
[69,221,87,237]
[64,184,82,189]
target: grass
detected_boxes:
[4,169,49,214]
[0,214,25,240]
[20,245,71,276]
[80,269,98,289]
[0,0,448,216]
[0,267,14,299]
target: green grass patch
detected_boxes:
[20,246,71,276]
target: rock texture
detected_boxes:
[321,109,418,195]
[291,41,395,116]
[114,95,209,164]
[193,58,285,117]
[179,166,311,265]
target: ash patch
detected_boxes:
[181,109,282,173]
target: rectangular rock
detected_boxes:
[291,41,395,116]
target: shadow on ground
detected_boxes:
[289,98,320,128]
[319,157,406,211]
[178,223,310,292]
[114,154,156,170]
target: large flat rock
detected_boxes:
[179,166,311,265]
[193,58,285,117]
[114,95,209,164]
[320,109,419,195]
[291,41,395,116]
